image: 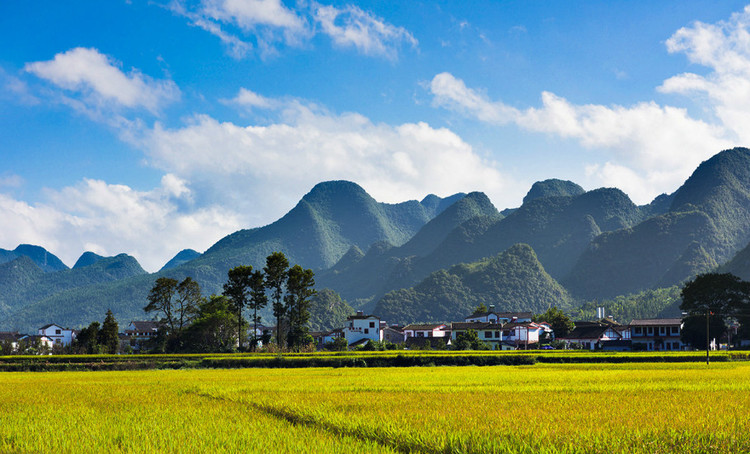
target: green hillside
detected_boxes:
[523,179,585,204]
[0,244,69,272]
[0,254,148,331]
[565,148,750,299]
[316,192,501,308]
[374,244,571,325]
[159,249,201,271]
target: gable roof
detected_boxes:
[403,323,447,331]
[39,323,65,330]
[630,318,682,327]
[127,321,161,332]
[0,332,20,342]
[451,322,502,331]
[560,322,610,341]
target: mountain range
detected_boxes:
[3,148,750,332]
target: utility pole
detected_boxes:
[706,308,710,366]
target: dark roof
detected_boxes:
[127,321,161,331]
[403,323,446,331]
[347,314,379,320]
[0,332,20,342]
[348,338,371,347]
[629,318,682,327]
[466,311,533,319]
[39,323,64,330]
[560,324,609,341]
[451,322,502,331]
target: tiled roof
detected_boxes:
[403,323,446,331]
[629,318,682,326]
[128,321,161,331]
[451,322,502,330]
[0,332,20,342]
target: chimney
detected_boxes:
[356,311,364,317]
[489,305,495,312]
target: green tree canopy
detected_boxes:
[534,306,575,338]
[98,309,119,354]
[265,252,289,346]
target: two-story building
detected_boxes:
[464,307,533,324]
[630,318,683,351]
[560,321,631,350]
[502,321,553,348]
[38,323,76,347]
[402,323,449,339]
[451,322,506,349]
[344,312,382,346]
[122,321,161,351]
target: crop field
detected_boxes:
[1,362,750,453]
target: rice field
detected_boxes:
[1,362,750,453]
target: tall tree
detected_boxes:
[248,270,268,349]
[174,277,201,332]
[183,295,241,353]
[144,277,179,332]
[534,306,575,339]
[74,321,101,354]
[98,309,119,354]
[680,273,750,348]
[265,252,289,346]
[223,265,254,350]
[285,264,316,349]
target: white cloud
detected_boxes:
[140,98,517,224]
[25,47,179,113]
[659,5,750,144]
[429,69,734,203]
[167,0,416,59]
[0,177,241,272]
[313,3,418,60]
[0,174,24,188]
[225,87,277,110]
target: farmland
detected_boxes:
[2,362,750,453]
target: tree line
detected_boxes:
[144,251,316,352]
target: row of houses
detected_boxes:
[313,307,686,351]
[0,311,687,353]
[0,321,161,352]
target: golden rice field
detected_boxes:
[1,362,750,453]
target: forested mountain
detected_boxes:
[374,244,571,325]
[0,254,147,331]
[73,252,105,269]
[160,249,201,271]
[0,244,68,272]
[0,181,463,331]
[316,191,501,308]
[3,148,750,332]
[565,148,750,299]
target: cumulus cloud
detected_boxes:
[139,97,515,224]
[25,47,180,113]
[313,3,418,60]
[0,176,241,272]
[429,7,750,203]
[429,65,734,203]
[224,87,277,110]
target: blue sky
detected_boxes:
[1,0,749,271]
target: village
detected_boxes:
[0,305,694,354]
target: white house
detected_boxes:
[0,332,20,353]
[502,322,552,348]
[123,321,161,351]
[451,322,505,349]
[561,321,631,350]
[464,307,533,324]
[402,323,449,339]
[630,318,683,351]
[38,324,76,347]
[344,312,382,346]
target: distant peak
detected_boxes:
[523,179,585,204]
[73,251,106,269]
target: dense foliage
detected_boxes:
[375,244,571,325]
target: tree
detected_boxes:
[248,270,267,349]
[534,306,575,339]
[223,266,254,349]
[98,309,119,354]
[452,329,489,350]
[264,252,289,346]
[474,303,488,314]
[73,321,101,354]
[144,277,179,332]
[680,273,750,349]
[183,295,242,353]
[174,277,201,332]
[285,264,316,349]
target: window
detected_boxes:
[671,326,679,335]
[659,327,666,335]
[369,322,375,328]
[485,331,492,338]
[55,329,61,335]
[495,331,500,338]
[634,327,642,335]
[364,328,369,334]
[417,332,424,337]
[647,327,653,335]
